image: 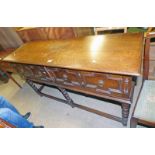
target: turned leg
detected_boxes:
[58,87,74,108]
[38,85,45,92]
[130,117,138,128]
[121,103,130,126]
[26,80,43,97]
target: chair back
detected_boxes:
[143,34,155,80]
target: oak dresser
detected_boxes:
[2,33,144,126]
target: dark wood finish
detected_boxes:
[3,33,144,126]
[58,87,74,108]
[130,117,138,128]
[121,103,130,126]
[26,80,43,96]
[10,63,134,104]
[143,36,151,80]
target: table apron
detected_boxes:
[10,63,135,104]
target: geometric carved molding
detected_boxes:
[11,63,133,101]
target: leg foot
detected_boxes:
[121,103,130,126]
[130,117,138,128]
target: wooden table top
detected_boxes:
[3,33,144,76]
[0,49,15,60]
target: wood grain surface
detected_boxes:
[3,33,144,76]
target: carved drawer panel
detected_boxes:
[10,63,133,101]
[46,67,132,100]
[80,71,132,99]
[10,63,25,78]
[11,63,50,81]
[46,67,81,87]
[0,62,16,73]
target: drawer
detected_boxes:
[0,62,16,73]
[46,67,133,100]
[11,63,50,81]
[46,67,81,87]
[80,71,132,99]
[9,63,133,101]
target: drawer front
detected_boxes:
[10,63,133,101]
[46,67,132,100]
[0,62,16,73]
[11,63,50,81]
[46,67,81,87]
[80,71,132,99]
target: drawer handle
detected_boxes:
[63,74,68,80]
[98,80,104,87]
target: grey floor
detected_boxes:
[0,74,143,128]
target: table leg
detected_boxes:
[130,117,138,128]
[26,80,128,125]
[58,87,75,108]
[121,103,130,126]
[27,80,43,97]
